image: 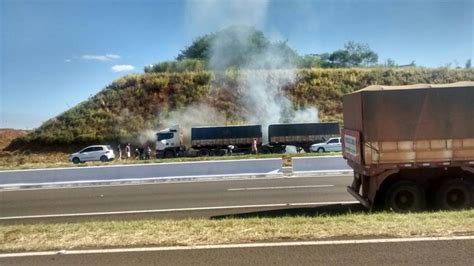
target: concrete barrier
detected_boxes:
[292,156,351,174]
[0,158,283,187]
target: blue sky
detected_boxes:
[1,0,472,129]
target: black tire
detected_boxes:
[100,155,108,162]
[261,146,272,154]
[317,147,325,153]
[385,181,426,212]
[436,179,472,210]
[72,157,80,164]
[199,148,210,156]
[164,150,175,158]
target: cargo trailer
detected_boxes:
[342,81,474,211]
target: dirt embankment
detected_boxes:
[0,129,29,150]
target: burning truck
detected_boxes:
[156,122,340,158]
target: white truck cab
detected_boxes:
[156,125,183,158]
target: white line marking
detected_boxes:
[0,201,359,220]
[0,174,352,192]
[0,235,472,258]
[0,172,283,188]
[292,170,353,174]
[227,185,334,191]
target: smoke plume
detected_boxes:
[150,0,320,144]
[158,103,229,145]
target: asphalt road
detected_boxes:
[0,174,357,223]
[2,238,473,265]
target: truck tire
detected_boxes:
[164,150,175,158]
[385,181,426,212]
[261,146,272,154]
[436,179,472,210]
[199,148,210,156]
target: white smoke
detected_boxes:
[291,108,319,123]
[206,21,319,142]
[150,1,320,144]
[137,129,156,145]
[184,0,269,35]
[159,103,229,145]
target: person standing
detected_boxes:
[146,146,152,160]
[125,143,131,160]
[117,144,122,161]
[251,138,258,154]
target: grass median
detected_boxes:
[1,210,473,252]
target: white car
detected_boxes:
[309,137,342,153]
[69,145,115,164]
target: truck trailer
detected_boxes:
[156,125,262,158]
[342,81,474,212]
[265,122,339,153]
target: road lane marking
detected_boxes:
[0,235,473,258]
[227,185,334,191]
[0,201,359,221]
[0,173,352,192]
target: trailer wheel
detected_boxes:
[385,181,426,212]
[436,179,472,210]
[199,149,210,156]
[261,146,272,154]
[164,150,175,158]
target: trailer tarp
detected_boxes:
[343,82,474,141]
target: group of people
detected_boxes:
[117,143,152,161]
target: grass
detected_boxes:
[0,151,341,170]
[1,210,473,252]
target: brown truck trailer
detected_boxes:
[342,81,474,212]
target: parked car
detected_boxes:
[309,137,342,152]
[69,145,115,164]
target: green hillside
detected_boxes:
[7,68,474,151]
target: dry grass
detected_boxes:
[0,129,29,150]
[1,210,473,252]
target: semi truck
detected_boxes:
[156,122,339,158]
[342,81,474,212]
[156,125,262,158]
[264,122,339,153]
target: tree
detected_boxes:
[384,58,397,67]
[177,35,213,61]
[176,25,298,69]
[324,41,378,67]
[328,50,351,67]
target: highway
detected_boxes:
[0,174,357,223]
[2,237,473,265]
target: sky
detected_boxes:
[1,0,473,129]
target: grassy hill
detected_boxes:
[7,67,474,151]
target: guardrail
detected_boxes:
[0,158,283,187]
[292,156,351,174]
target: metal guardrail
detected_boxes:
[0,158,283,187]
[292,156,351,174]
